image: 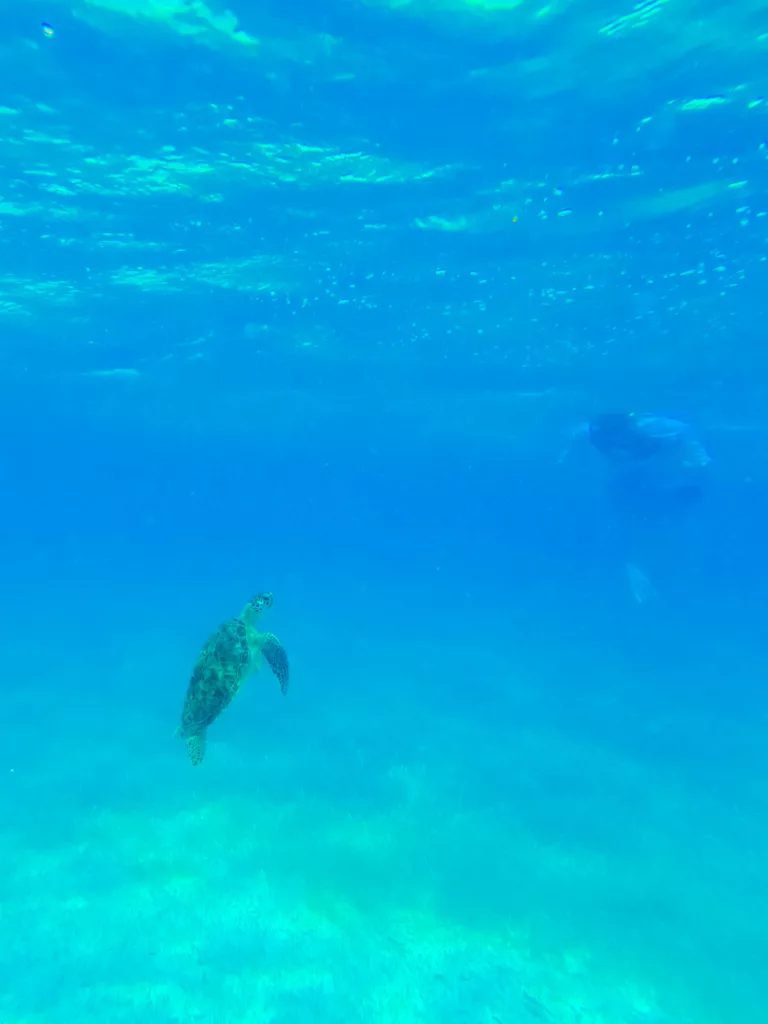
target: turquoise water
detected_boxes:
[3,2,768,1022]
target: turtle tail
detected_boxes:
[186,730,207,766]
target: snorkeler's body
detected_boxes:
[587,412,710,511]
[572,412,711,601]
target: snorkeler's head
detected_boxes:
[588,413,666,462]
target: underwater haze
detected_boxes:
[2,0,768,1021]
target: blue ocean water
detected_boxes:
[2,1,768,1021]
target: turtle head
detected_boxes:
[242,591,274,624]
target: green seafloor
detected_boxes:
[4,594,768,1024]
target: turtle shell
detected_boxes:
[179,616,253,740]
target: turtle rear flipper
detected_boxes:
[259,633,290,695]
[187,731,207,766]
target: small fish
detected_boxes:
[41,22,55,38]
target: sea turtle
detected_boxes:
[178,592,289,766]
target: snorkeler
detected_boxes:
[585,412,711,508]
[566,412,711,602]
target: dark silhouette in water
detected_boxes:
[586,412,710,516]
[568,412,711,600]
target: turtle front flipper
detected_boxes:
[259,633,290,695]
[187,730,207,766]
